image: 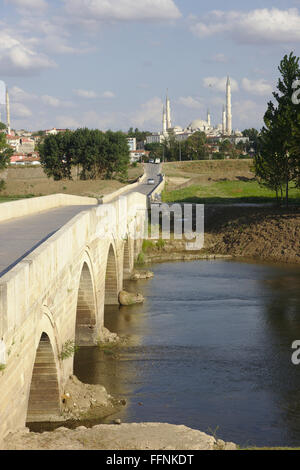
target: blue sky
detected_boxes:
[1,0,300,132]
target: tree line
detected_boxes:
[145,132,252,162]
[254,52,300,206]
[38,128,130,181]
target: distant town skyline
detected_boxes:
[1,0,300,132]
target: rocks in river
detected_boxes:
[100,327,120,344]
[130,270,154,281]
[118,290,145,306]
[214,439,237,451]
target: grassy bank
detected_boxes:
[0,195,36,203]
[162,160,300,204]
[0,164,143,202]
[163,159,254,179]
[162,180,300,204]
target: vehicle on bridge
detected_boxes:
[147,178,155,185]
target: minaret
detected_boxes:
[162,105,167,133]
[6,88,11,135]
[207,109,211,127]
[226,76,232,136]
[166,91,172,129]
[222,105,226,135]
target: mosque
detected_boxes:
[146,77,245,145]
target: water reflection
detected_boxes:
[74,260,300,447]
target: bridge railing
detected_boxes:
[0,194,98,223]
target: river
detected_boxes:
[74,259,300,448]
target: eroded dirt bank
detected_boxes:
[143,205,300,265]
[3,423,236,450]
[204,205,300,264]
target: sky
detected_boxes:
[1,0,300,133]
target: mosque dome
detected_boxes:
[188,119,209,131]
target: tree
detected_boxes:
[256,52,300,206]
[144,142,164,160]
[38,131,74,180]
[105,130,130,180]
[183,132,208,160]
[127,127,151,149]
[39,128,130,181]
[0,133,13,171]
[0,122,7,131]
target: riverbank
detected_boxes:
[2,423,236,450]
[141,205,300,265]
[204,205,300,264]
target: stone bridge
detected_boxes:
[0,191,147,441]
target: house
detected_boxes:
[130,149,149,163]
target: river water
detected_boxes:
[74,259,300,448]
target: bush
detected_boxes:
[136,252,145,265]
[0,179,6,192]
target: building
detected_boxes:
[147,77,243,145]
[45,128,67,135]
[130,149,149,163]
[10,152,40,165]
[6,135,35,154]
[127,137,137,152]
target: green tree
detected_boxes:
[183,132,208,160]
[144,142,164,160]
[258,52,300,206]
[0,133,13,170]
[105,130,130,180]
[38,130,74,180]
[0,122,7,131]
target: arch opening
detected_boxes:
[104,244,119,307]
[26,332,60,423]
[75,262,96,346]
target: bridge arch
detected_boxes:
[75,257,97,346]
[104,243,119,306]
[26,327,61,423]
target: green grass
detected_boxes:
[0,194,36,203]
[162,180,300,204]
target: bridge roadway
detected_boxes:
[0,163,161,278]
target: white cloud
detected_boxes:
[10,86,37,101]
[56,111,120,130]
[242,78,273,96]
[0,31,55,76]
[203,77,239,93]
[190,8,300,44]
[102,91,115,99]
[41,95,74,108]
[177,96,203,109]
[7,0,48,12]
[74,89,98,99]
[64,0,181,23]
[233,99,265,126]
[55,115,80,129]
[11,102,32,118]
[73,89,115,99]
[133,97,163,128]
